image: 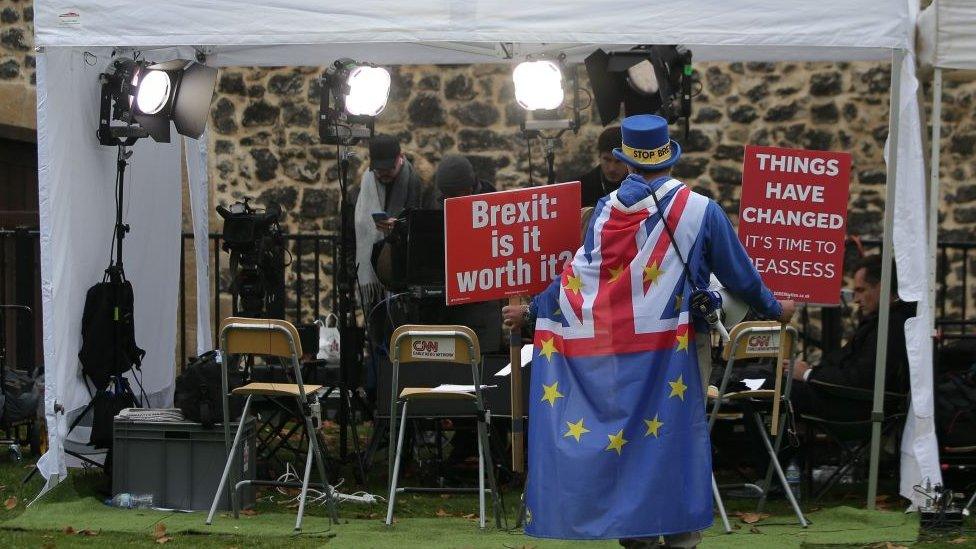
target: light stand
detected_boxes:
[519,63,582,185]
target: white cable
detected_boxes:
[266,462,384,506]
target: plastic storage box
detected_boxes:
[112,418,256,511]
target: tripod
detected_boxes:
[24,145,147,484]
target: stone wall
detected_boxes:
[1,0,974,326]
[0,0,34,130]
[210,62,976,242]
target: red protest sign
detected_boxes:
[444,182,581,305]
[737,145,851,305]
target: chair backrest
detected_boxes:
[219,317,303,359]
[721,321,796,362]
[390,324,480,366]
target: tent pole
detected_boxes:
[867,47,905,510]
[928,68,942,335]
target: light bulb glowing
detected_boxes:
[136,70,171,115]
[513,60,565,111]
[344,66,391,117]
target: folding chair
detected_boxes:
[708,321,808,527]
[385,325,501,528]
[206,317,337,532]
[798,380,907,502]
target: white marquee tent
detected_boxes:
[31,0,939,508]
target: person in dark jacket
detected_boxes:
[786,254,913,421]
[574,126,629,207]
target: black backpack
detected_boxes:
[78,279,145,391]
[174,351,244,428]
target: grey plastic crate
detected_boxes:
[113,418,256,511]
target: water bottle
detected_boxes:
[786,460,802,502]
[106,493,154,509]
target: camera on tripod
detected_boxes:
[216,198,286,319]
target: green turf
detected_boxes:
[0,445,968,548]
[2,479,924,549]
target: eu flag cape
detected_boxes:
[525,175,714,539]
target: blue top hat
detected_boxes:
[612,114,682,171]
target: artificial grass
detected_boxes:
[3,494,921,548]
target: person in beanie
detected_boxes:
[428,154,497,206]
[505,114,794,547]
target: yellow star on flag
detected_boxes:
[669,375,688,401]
[553,307,563,318]
[676,332,689,352]
[605,429,628,455]
[563,418,590,442]
[541,381,564,407]
[607,265,624,284]
[539,337,558,361]
[644,415,664,437]
[643,261,663,284]
[564,272,584,295]
[674,294,683,312]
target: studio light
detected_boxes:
[584,45,693,130]
[343,65,391,117]
[513,60,565,111]
[319,59,391,145]
[98,57,218,146]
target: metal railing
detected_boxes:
[177,232,338,367]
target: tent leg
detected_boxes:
[867,47,905,510]
[928,68,942,333]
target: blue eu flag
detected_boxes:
[524,179,714,539]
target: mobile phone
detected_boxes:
[372,212,390,222]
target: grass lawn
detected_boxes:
[0,437,973,548]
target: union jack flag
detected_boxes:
[525,175,714,540]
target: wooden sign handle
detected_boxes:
[508,296,525,473]
[770,323,788,436]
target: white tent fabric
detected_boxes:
[35,1,908,60]
[35,46,183,484]
[918,0,976,70]
[888,51,943,502]
[32,0,937,507]
[184,133,213,355]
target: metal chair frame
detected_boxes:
[708,321,809,528]
[206,317,337,532]
[385,324,502,529]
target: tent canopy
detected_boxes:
[31,0,939,509]
[36,0,909,63]
[918,0,976,70]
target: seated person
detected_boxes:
[786,254,913,421]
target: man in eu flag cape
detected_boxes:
[504,115,794,547]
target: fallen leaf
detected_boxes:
[153,523,167,540]
[462,513,477,520]
[739,512,769,524]
[4,496,17,510]
[949,538,969,545]
[78,529,99,537]
[241,508,258,516]
[156,535,172,544]
[440,494,451,499]
[435,508,451,517]
[749,526,762,534]
[63,526,76,535]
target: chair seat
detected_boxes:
[399,387,476,401]
[726,389,776,400]
[232,382,322,397]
